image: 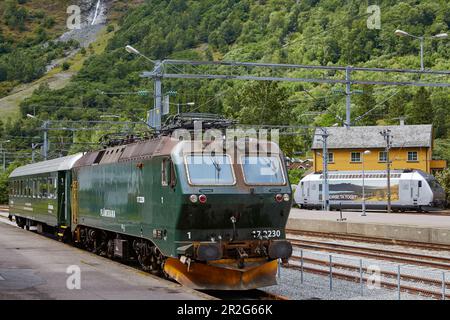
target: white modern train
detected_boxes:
[294,170,446,212]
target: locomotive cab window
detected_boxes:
[162,159,169,186]
[162,158,177,188]
[185,154,235,185]
[241,155,285,185]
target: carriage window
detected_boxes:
[427,178,443,192]
[241,156,285,185]
[27,180,31,197]
[40,178,48,198]
[48,178,55,199]
[32,180,37,198]
[185,154,235,185]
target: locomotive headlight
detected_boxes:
[275,194,283,203]
[189,194,198,203]
[283,194,290,202]
[198,194,207,204]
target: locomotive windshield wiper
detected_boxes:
[261,157,279,178]
[211,157,221,182]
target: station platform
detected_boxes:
[287,208,450,245]
[0,218,211,300]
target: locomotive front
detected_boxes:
[164,138,293,290]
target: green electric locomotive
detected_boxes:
[9,134,293,290]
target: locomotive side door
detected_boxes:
[71,179,79,226]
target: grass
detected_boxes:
[0,23,118,121]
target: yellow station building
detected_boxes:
[312,125,447,174]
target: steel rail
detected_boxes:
[289,240,450,270]
[286,229,450,251]
[290,256,450,288]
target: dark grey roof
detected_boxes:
[312,125,433,149]
[10,153,84,178]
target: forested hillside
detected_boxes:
[2,0,450,168]
[0,0,80,97]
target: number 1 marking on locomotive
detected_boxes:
[187,232,191,239]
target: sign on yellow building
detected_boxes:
[312,125,447,174]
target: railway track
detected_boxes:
[205,289,289,300]
[287,229,450,252]
[288,238,450,270]
[290,255,449,288]
[285,263,448,300]
[285,230,450,299]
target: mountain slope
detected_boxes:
[3,0,450,161]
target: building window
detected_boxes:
[351,152,361,163]
[328,152,334,163]
[408,151,418,162]
[379,151,387,162]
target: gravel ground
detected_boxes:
[264,266,432,300]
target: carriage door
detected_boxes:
[410,180,419,205]
[57,172,66,225]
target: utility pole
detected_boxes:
[318,128,330,211]
[419,36,424,71]
[43,120,49,161]
[380,129,393,213]
[153,60,163,131]
[0,140,10,171]
[345,66,352,128]
[31,143,38,163]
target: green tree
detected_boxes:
[3,0,27,31]
[354,86,378,126]
[407,88,433,124]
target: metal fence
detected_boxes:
[278,249,448,300]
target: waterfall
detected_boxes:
[91,0,101,25]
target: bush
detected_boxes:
[106,25,115,33]
[62,62,70,71]
[436,169,450,207]
[288,168,306,186]
[3,0,28,31]
[43,17,55,29]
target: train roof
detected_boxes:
[73,136,179,168]
[73,136,283,168]
[9,153,84,178]
[301,170,428,181]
